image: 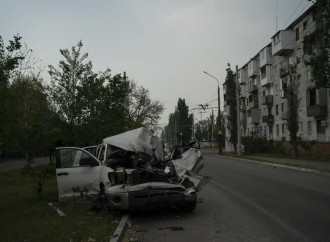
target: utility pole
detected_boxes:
[203,71,222,154]
[217,82,222,154]
[236,65,241,156]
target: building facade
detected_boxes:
[223,6,330,153]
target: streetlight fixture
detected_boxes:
[203,71,222,154]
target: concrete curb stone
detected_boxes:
[221,155,330,177]
[110,213,130,242]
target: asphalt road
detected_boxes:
[0,157,50,172]
[126,151,330,242]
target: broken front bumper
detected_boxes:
[105,183,197,211]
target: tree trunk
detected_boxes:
[292,140,298,159]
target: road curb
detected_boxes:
[110,213,129,242]
[220,155,330,177]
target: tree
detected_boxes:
[48,41,98,145]
[0,35,24,158]
[287,66,300,159]
[307,0,330,88]
[128,81,164,130]
[0,34,24,89]
[48,41,163,146]
[225,64,238,151]
[164,98,193,145]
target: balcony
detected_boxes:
[307,105,328,117]
[238,68,247,84]
[248,85,258,93]
[248,101,258,110]
[260,76,272,87]
[260,65,272,86]
[259,46,272,67]
[281,111,287,120]
[248,60,258,77]
[262,115,274,124]
[247,108,259,124]
[271,30,294,56]
[240,85,247,98]
[261,95,273,106]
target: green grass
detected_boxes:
[0,168,120,242]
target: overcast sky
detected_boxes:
[1,0,313,126]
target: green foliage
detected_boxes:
[287,67,300,159]
[194,110,224,144]
[242,131,285,154]
[0,169,118,241]
[307,0,330,88]
[22,162,56,200]
[225,64,238,150]
[0,34,24,89]
[48,40,96,145]
[1,37,163,159]
[128,81,164,129]
[164,98,193,145]
[297,137,316,151]
[48,41,164,146]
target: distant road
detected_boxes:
[128,151,330,241]
[0,157,50,172]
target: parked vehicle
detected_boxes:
[55,127,210,211]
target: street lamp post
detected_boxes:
[203,71,222,154]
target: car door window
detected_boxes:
[58,149,98,168]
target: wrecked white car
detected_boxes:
[55,127,210,212]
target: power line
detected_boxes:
[281,0,304,29]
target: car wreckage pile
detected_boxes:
[56,127,211,212]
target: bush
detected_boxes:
[242,131,285,154]
[22,161,56,200]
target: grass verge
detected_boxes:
[0,168,120,242]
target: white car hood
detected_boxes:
[103,127,154,155]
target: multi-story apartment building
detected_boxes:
[223,5,330,153]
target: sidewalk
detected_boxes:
[245,155,330,173]
[202,148,330,173]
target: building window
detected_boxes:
[282,124,286,135]
[303,20,308,30]
[269,125,273,135]
[300,122,303,132]
[276,124,280,135]
[309,89,316,106]
[296,27,299,41]
[276,105,279,115]
[317,120,326,134]
[308,121,312,134]
[259,126,263,136]
[281,103,285,112]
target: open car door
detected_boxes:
[55,147,103,201]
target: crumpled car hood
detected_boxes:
[103,127,154,156]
